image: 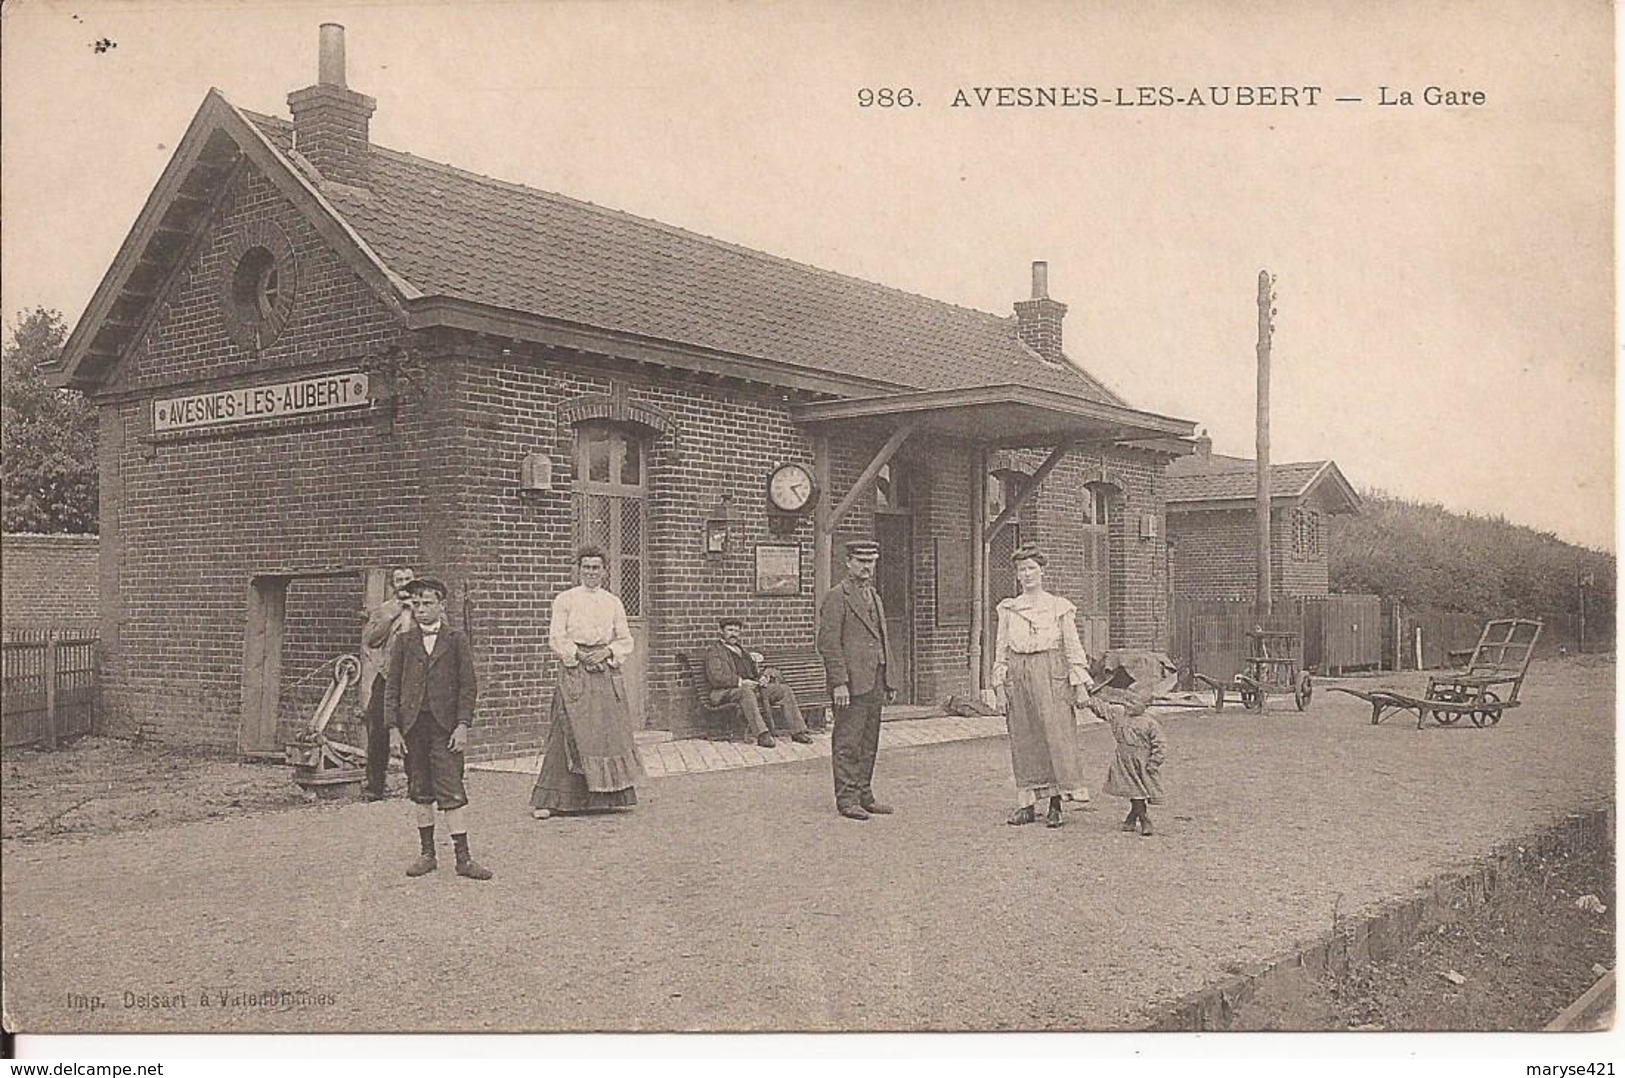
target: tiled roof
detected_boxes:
[1164,453,1331,504]
[245,111,1122,402]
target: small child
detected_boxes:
[1090,687,1167,837]
[384,577,493,880]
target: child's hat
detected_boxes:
[402,577,447,598]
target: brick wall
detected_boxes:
[910,443,975,705]
[0,533,100,632]
[90,154,1187,756]
[825,427,978,707]
[1168,506,1329,602]
[1008,446,1174,650]
[95,159,417,750]
[441,343,832,751]
[277,574,368,746]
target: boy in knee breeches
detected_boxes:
[384,577,493,880]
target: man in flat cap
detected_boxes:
[385,577,493,880]
[703,616,815,748]
[816,539,896,820]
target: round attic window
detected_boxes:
[219,223,297,350]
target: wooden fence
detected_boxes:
[1379,604,1590,669]
[1,630,98,750]
[1171,594,1384,687]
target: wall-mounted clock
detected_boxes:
[767,462,816,514]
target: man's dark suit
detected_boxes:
[385,624,478,810]
[816,576,895,811]
[702,640,808,738]
[385,625,477,734]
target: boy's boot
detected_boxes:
[406,825,437,876]
[1138,812,1155,837]
[452,833,494,880]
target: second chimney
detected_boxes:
[1014,261,1068,364]
[287,24,376,187]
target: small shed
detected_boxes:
[1164,438,1360,602]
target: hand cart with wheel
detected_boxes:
[1328,618,1542,728]
[1194,628,1313,712]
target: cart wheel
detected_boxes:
[1429,687,1467,726]
[1471,691,1503,728]
[334,654,362,683]
[1294,672,1313,711]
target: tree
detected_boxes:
[1329,487,1616,644]
[1,308,98,533]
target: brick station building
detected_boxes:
[1165,437,1361,602]
[56,27,1197,758]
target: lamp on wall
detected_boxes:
[704,493,737,557]
[519,451,554,494]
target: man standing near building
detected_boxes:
[816,539,896,821]
[360,566,415,801]
[703,616,815,748]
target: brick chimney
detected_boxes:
[287,24,375,187]
[1194,429,1213,458]
[1014,261,1067,364]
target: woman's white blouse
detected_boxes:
[549,585,634,667]
[991,590,1093,688]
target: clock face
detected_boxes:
[768,463,815,512]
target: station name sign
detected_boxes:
[153,372,370,432]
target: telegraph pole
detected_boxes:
[1256,270,1275,616]
[1578,568,1592,653]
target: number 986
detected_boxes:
[857,88,915,108]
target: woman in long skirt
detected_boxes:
[992,542,1094,829]
[531,546,645,817]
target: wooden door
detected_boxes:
[576,425,649,725]
[239,575,287,757]
[876,513,913,703]
[1077,486,1111,657]
[986,523,1018,682]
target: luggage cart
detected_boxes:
[1194,628,1313,712]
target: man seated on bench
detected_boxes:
[703,616,815,748]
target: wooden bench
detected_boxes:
[679,648,828,740]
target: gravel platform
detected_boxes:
[2,658,1611,1033]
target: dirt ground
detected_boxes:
[0,654,1613,1033]
[1,737,326,844]
[1230,828,1614,1030]
[1323,839,1613,1031]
